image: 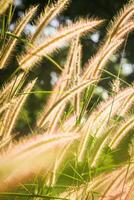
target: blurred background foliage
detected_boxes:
[0,0,134,133]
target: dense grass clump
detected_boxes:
[0,0,134,199]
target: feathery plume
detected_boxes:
[78,85,134,161]
[82,40,123,80]
[19,19,103,71]
[0,132,79,191]
[107,2,134,41]
[0,79,36,140]
[109,116,134,149]
[0,72,25,105]
[60,165,134,200]
[31,0,70,43]
[0,6,37,69]
[41,37,80,117]
[39,37,81,133]
[37,79,96,128]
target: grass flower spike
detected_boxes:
[0,1,134,199]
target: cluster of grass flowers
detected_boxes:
[0,0,134,199]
